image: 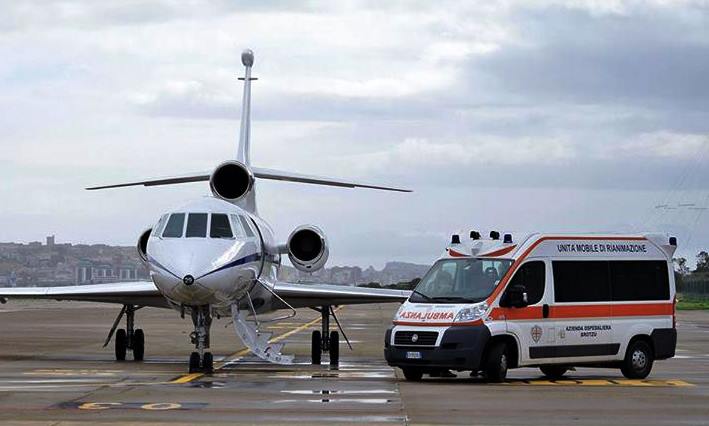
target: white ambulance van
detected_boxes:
[385,232,677,382]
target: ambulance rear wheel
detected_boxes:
[540,365,568,379]
[329,331,339,366]
[115,329,127,361]
[484,341,509,383]
[311,330,322,365]
[621,340,654,379]
[402,368,423,381]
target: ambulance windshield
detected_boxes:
[410,258,513,303]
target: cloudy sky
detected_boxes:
[1,0,708,268]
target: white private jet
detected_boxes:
[0,49,411,373]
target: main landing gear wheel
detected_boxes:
[115,329,127,361]
[329,331,340,366]
[108,305,145,362]
[311,330,322,365]
[133,329,145,361]
[539,365,568,379]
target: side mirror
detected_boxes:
[502,284,529,308]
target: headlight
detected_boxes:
[454,302,488,323]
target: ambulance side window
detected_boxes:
[506,261,546,305]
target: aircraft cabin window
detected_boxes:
[210,214,233,238]
[239,215,255,237]
[186,213,208,238]
[162,213,185,238]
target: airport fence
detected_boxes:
[678,279,709,298]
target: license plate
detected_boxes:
[406,351,422,360]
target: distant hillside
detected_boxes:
[278,261,430,286]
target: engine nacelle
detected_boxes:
[287,225,329,272]
[137,228,152,263]
[209,160,254,202]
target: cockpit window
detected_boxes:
[239,215,255,237]
[229,214,245,238]
[152,214,169,237]
[162,213,185,238]
[210,214,233,238]
[186,213,208,238]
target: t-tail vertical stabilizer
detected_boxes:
[237,49,255,166]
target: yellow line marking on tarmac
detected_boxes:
[168,373,204,384]
[169,307,342,384]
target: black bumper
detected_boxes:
[651,328,677,360]
[384,326,491,371]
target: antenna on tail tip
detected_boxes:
[241,49,254,67]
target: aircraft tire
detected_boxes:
[311,330,322,365]
[115,329,127,361]
[329,331,339,366]
[203,352,214,373]
[133,329,145,361]
[189,352,201,373]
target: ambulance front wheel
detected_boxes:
[402,368,423,381]
[539,365,568,379]
[484,341,509,383]
[621,340,654,379]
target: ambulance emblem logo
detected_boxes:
[531,325,543,343]
[411,334,419,343]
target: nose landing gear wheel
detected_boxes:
[203,352,214,374]
[133,329,145,361]
[115,329,127,361]
[311,330,322,365]
[189,352,201,373]
[329,331,339,366]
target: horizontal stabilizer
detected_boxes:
[252,167,411,192]
[86,167,411,192]
[86,172,210,190]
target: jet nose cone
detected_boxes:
[182,275,195,286]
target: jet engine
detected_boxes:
[287,225,329,272]
[137,228,152,263]
[209,160,254,201]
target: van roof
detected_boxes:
[443,232,676,261]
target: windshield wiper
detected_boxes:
[431,296,479,303]
[411,290,433,302]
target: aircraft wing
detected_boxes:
[0,281,168,308]
[272,281,410,309]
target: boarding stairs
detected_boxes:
[230,304,294,364]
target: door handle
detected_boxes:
[543,304,550,318]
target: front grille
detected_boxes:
[394,331,438,346]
